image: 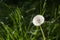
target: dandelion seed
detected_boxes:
[32,15,44,26]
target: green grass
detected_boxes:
[0,0,60,40]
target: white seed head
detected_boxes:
[32,15,44,26]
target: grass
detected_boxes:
[0,0,60,40]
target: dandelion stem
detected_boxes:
[40,26,46,40]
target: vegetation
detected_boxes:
[0,0,60,40]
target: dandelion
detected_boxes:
[32,15,46,40]
[32,15,44,26]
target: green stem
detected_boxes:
[40,26,46,40]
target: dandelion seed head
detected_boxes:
[32,15,44,26]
